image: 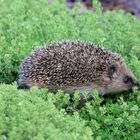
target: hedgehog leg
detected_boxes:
[77,99,86,110]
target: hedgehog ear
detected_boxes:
[109,65,116,77]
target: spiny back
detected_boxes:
[19,41,122,87]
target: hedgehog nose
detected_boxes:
[130,80,139,92]
[133,80,139,87]
[133,81,140,90]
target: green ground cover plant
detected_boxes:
[0,0,140,139]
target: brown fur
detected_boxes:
[18,40,139,95]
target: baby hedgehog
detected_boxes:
[18,41,139,96]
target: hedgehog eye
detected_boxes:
[123,76,131,84]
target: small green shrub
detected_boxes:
[0,84,140,139]
[0,84,92,140]
[80,90,140,139]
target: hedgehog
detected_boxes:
[18,40,140,96]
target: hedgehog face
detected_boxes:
[102,62,139,95]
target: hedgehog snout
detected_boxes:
[123,75,140,92]
[132,80,139,87]
[132,80,139,89]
